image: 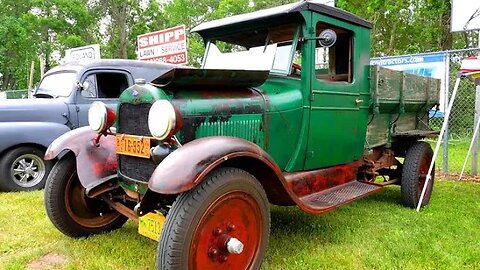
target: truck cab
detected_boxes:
[43,2,439,269]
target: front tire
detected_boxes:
[0,146,53,191]
[157,167,270,270]
[44,153,127,237]
[401,142,434,208]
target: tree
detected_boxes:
[0,0,36,89]
[25,0,97,70]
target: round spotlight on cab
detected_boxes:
[148,100,177,140]
[88,101,116,134]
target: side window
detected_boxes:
[315,22,353,83]
[81,74,97,97]
[81,72,129,99]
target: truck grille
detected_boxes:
[118,103,152,136]
[118,102,154,182]
[119,155,156,182]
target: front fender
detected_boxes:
[148,136,283,194]
[45,126,116,188]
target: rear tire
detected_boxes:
[157,167,270,270]
[44,153,127,237]
[0,146,53,191]
[401,142,434,208]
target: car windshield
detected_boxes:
[35,71,77,98]
[201,23,300,75]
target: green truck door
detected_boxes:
[304,18,363,170]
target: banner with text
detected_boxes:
[137,25,187,65]
[371,53,447,115]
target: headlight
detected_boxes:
[88,101,116,133]
[148,100,177,140]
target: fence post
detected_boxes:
[443,51,450,175]
[474,82,480,175]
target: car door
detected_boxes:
[76,69,133,127]
[304,17,365,170]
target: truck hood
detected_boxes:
[0,98,69,124]
[150,67,269,90]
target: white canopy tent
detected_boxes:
[418,56,480,211]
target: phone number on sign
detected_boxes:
[146,53,186,64]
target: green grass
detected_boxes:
[428,138,471,174]
[1,180,479,269]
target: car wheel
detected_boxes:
[401,141,434,208]
[44,152,127,237]
[0,146,53,191]
[157,167,270,270]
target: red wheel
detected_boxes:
[157,167,270,270]
[401,142,434,208]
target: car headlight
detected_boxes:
[148,100,177,140]
[88,101,116,133]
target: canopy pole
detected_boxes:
[459,115,480,179]
[417,77,462,212]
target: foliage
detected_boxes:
[0,180,479,269]
[1,0,479,89]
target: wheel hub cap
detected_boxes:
[10,154,45,187]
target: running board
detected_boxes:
[299,181,382,213]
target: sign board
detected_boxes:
[137,25,187,65]
[451,0,480,32]
[371,53,447,115]
[65,44,101,63]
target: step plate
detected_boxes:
[300,181,382,210]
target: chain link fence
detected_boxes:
[0,89,29,99]
[430,48,480,177]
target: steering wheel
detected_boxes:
[292,63,301,74]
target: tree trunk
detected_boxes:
[440,1,453,50]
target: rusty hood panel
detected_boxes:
[150,68,269,89]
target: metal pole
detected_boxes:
[443,52,450,175]
[460,114,480,179]
[417,77,461,212]
[472,84,480,175]
[474,32,480,174]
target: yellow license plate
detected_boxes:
[138,212,166,241]
[116,134,151,158]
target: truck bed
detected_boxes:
[366,65,440,148]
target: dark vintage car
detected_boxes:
[0,59,174,191]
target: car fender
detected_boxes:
[148,136,296,204]
[44,126,117,188]
[0,122,71,154]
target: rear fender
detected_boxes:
[45,126,117,188]
[148,136,294,204]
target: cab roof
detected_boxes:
[191,0,372,37]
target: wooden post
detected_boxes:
[39,55,45,79]
[28,61,35,98]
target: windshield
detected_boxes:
[201,24,300,75]
[35,72,77,98]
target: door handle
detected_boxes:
[355,99,364,105]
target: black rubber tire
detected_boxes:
[401,141,434,208]
[44,153,127,237]
[157,167,270,270]
[0,146,54,192]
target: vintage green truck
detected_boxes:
[43,1,439,269]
